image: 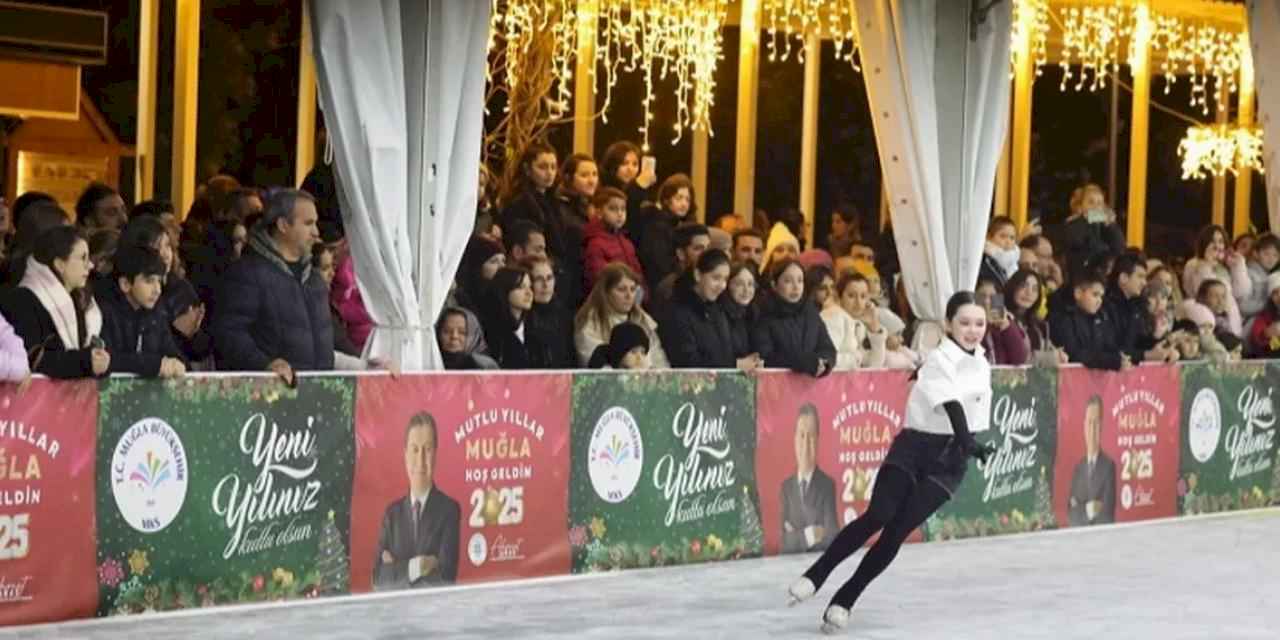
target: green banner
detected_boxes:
[568,372,761,572]
[1179,362,1280,514]
[95,377,356,615]
[925,366,1058,541]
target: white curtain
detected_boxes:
[310,0,488,370]
[852,0,1012,351]
[1249,0,1280,233]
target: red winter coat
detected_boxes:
[582,218,645,294]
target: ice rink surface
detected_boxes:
[11,509,1279,640]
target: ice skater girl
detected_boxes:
[786,290,996,634]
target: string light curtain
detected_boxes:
[489,0,728,151]
[854,0,1012,352]
[761,0,861,68]
[1012,0,1246,115]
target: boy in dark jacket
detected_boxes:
[582,187,644,293]
[99,245,187,378]
[1049,274,1129,371]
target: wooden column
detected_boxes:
[1212,83,1229,229]
[692,126,709,222]
[1126,0,1153,249]
[135,0,159,202]
[1235,30,1256,238]
[295,0,317,187]
[734,0,761,225]
[799,31,821,248]
[172,0,201,217]
[1009,9,1035,230]
[573,0,598,156]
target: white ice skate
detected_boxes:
[820,605,849,635]
[786,577,815,607]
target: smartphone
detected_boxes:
[1028,217,1041,229]
[990,293,1006,317]
[641,155,656,176]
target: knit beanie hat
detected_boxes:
[798,249,833,271]
[762,222,801,272]
[606,322,650,368]
[1178,300,1216,327]
[851,259,880,281]
[1268,271,1280,297]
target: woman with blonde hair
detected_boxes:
[1063,183,1125,266]
[574,262,669,368]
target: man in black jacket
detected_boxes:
[1103,253,1177,364]
[98,245,187,378]
[211,189,332,383]
[1049,274,1130,371]
[649,223,710,310]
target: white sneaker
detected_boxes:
[786,577,816,607]
[820,605,850,635]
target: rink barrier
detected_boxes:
[1,362,1277,626]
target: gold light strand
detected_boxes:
[1010,0,1049,78]
[1022,1,1246,114]
[488,0,579,117]
[1151,18,1243,116]
[490,0,729,151]
[1177,124,1264,180]
[1058,4,1132,92]
[761,0,860,69]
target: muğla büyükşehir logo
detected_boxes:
[112,417,189,533]
[1188,388,1222,464]
[588,407,643,504]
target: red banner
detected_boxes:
[755,370,914,556]
[0,380,98,626]
[1054,365,1181,527]
[350,373,572,592]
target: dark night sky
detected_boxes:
[55,1,1252,255]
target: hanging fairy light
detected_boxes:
[597,0,728,149]
[488,0,728,151]
[1011,0,1247,114]
[1151,18,1243,116]
[1010,0,1049,77]
[1177,124,1264,180]
[488,0,579,118]
[761,0,860,69]
[1057,4,1132,91]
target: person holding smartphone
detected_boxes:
[600,141,657,244]
[975,277,1021,365]
[1062,184,1125,267]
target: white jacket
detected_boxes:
[819,305,887,370]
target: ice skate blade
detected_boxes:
[786,577,815,607]
[820,605,849,635]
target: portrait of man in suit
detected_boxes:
[1068,395,1116,526]
[374,412,461,589]
[780,403,838,553]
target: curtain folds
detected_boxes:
[852,0,1011,351]
[310,0,488,370]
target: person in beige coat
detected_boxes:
[820,272,888,370]
[573,262,670,368]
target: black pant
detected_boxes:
[802,464,951,610]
